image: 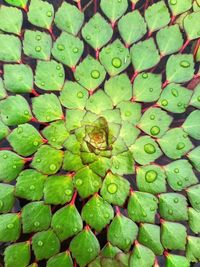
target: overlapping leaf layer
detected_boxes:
[0,0,200,266]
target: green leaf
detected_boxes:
[100,172,130,206]
[101,243,121,258]
[166,54,195,83]
[161,221,187,250]
[47,252,73,267]
[186,236,200,262]
[89,156,111,177]
[74,56,106,91]
[100,0,128,23]
[157,83,192,113]
[159,193,188,221]
[21,201,51,233]
[15,169,46,201]
[127,191,158,223]
[133,72,162,102]
[119,122,140,147]
[51,204,83,241]
[44,175,73,205]
[3,0,28,8]
[65,109,86,131]
[34,60,65,91]
[130,38,160,72]
[59,81,88,110]
[188,208,200,234]
[165,160,198,191]
[64,134,81,154]
[32,230,60,260]
[0,120,10,141]
[129,243,155,267]
[4,64,33,93]
[168,0,192,16]
[145,1,170,33]
[73,166,102,198]
[86,90,113,114]
[54,2,84,36]
[27,0,54,29]
[42,120,69,149]
[138,224,163,255]
[138,107,172,138]
[136,164,167,195]
[0,34,21,62]
[108,214,138,252]
[63,150,83,171]
[187,146,200,171]
[165,253,190,267]
[0,184,14,213]
[0,151,24,182]
[99,39,130,76]
[0,95,32,126]
[0,5,22,35]
[117,101,141,125]
[0,78,7,100]
[70,227,100,267]
[81,194,114,232]
[32,93,63,122]
[130,136,162,165]
[0,213,21,242]
[4,242,31,267]
[190,84,200,108]
[156,25,183,56]
[31,145,63,174]
[82,13,113,50]
[23,30,52,60]
[7,124,44,156]
[52,32,84,68]
[182,110,200,140]
[183,11,200,40]
[187,184,200,211]
[118,10,147,46]
[104,74,132,106]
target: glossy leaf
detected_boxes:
[0,213,21,242]
[183,11,200,40]
[100,0,128,23]
[0,33,21,62]
[186,236,200,262]
[129,243,155,267]
[4,0,28,8]
[187,184,200,211]
[46,252,73,267]
[190,83,200,109]
[117,101,141,125]
[0,184,14,213]
[165,253,190,267]
[86,90,113,114]
[188,208,200,234]
[182,110,200,140]
[187,146,200,171]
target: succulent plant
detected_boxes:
[0,0,200,266]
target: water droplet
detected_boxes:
[180,60,190,68]
[52,138,56,142]
[174,168,179,173]
[88,248,93,253]
[171,88,179,97]
[73,47,79,53]
[150,126,160,136]
[86,35,91,40]
[113,162,119,169]
[174,198,179,203]
[142,73,148,79]
[145,170,157,183]
[185,177,189,181]
[144,143,156,154]
[7,223,14,229]
[161,99,168,106]
[177,102,182,107]
[56,65,61,70]
[77,91,84,98]
[177,180,182,186]
[168,209,173,215]
[33,141,39,147]
[59,73,63,77]
[49,164,56,171]
[197,96,200,102]
[118,0,122,2]
[170,0,177,5]
[3,154,7,159]
[104,213,110,218]
[125,238,131,245]
[35,35,41,41]
[176,142,185,150]
[125,111,131,117]
[41,82,45,86]
[76,179,83,186]
[107,183,118,194]
[46,115,50,121]
[65,189,72,196]
[149,88,153,92]
[150,207,156,211]
[24,110,29,115]
[91,70,100,79]
[34,221,40,227]
[29,185,35,191]
[73,227,78,233]
[93,181,99,187]
[57,44,65,51]
[112,57,122,68]
[137,254,141,259]
[150,114,155,120]
[17,127,23,134]
[46,11,52,17]
[35,46,41,52]
[36,158,41,163]
[142,212,147,217]
[37,241,43,247]
[13,165,17,169]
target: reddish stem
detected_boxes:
[94,0,97,13]
[194,39,200,58]
[23,5,28,12]
[131,71,139,83]
[162,80,169,88]
[0,147,12,151]
[179,39,190,53]
[73,261,77,267]
[115,206,121,215]
[132,2,135,10]
[111,21,116,29]
[95,49,99,60]
[24,157,33,162]
[163,250,169,257]
[170,15,176,25]
[77,0,82,11]
[147,31,152,38]
[85,225,90,231]
[31,89,39,97]
[48,27,56,41]
[71,66,76,72]
[70,191,77,206]
[144,0,149,10]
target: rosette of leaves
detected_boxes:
[0,0,200,266]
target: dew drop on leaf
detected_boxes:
[142,73,148,79]
[176,142,185,150]
[35,35,41,41]
[177,180,183,186]
[170,0,177,5]
[171,88,179,97]
[3,154,8,159]
[7,224,14,229]
[174,168,179,173]
[49,164,56,171]
[33,141,39,147]
[150,126,160,136]
[145,170,157,183]
[174,198,179,203]
[57,44,65,51]
[161,99,168,106]
[150,114,155,120]
[13,165,17,169]
[73,47,79,53]
[35,46,41,52]
[168,209,173,215]
[34,221,40,227]
[76,179,83,186]
[46,11,52,17]
[144,143,156,154]
[17,127,23,134]
[107,183,118,194]
[29,185,35,191]
[91,70,100,79]
[65,189,72,196]
[37,241,43,247]
[180,60,190,68]
[112,57,122,68]
[77,91,84,98]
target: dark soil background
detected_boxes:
[0,0,200,266]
